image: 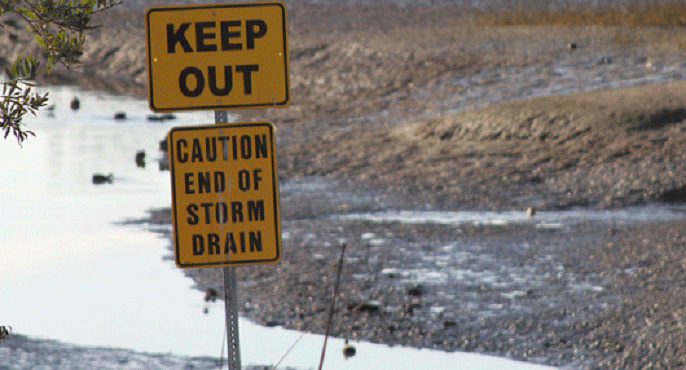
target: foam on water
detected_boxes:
[334,206,686,227]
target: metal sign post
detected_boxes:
[224,266,242,370]
[148,3,289,367]
[216,110,241,370]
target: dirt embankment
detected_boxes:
[286,82,686,210]
[10,5,680,211]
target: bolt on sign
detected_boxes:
[145,2,290,112]
[167,122,281,268]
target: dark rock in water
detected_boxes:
[92,173,113,184]
[146,114,165,122]
[135,150,146,168]
[45,104,56,118]
[204,288,218,302]
[159,137,168,151]
[147,113,176,122]
[158,136,170,171]
[114,112,127,120]
[158,158,169,171]
[70,97,80,111]
[343,339,356,358]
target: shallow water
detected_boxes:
[0,87,216,354]
[0,87,559,369]
[334,205,686,228]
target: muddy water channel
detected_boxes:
[1,87,567,369]
[1,86,684,370]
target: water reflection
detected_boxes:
[0,87,220,355]
[0,87,557,369]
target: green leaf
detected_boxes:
[1,0,120,145]
[45,55,54,74]
[7,59,18,79]
[35,34,46,47]
[16,7,37,21]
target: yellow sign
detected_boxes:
[167,122,281,268]
[146,3,290,112]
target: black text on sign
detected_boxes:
[146,3,290,112]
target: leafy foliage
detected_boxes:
[1,0,120,145]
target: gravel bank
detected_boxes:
[148,187,686,369]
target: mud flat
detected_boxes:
[148,183,686,369]
[1,3,685,369]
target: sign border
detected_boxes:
[168,122,282,268]
[146,2,290,112]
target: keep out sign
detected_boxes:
[167,122,281,268]
[146,3,290,112]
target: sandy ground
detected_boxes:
[1,3,686,369]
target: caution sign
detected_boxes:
[146,3,290,112]
[168,122,281,268]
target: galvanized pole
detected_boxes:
[223,266,242,370]
[215,110,242,370]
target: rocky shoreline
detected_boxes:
[147,188,686,369]
[2,3,686,369]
